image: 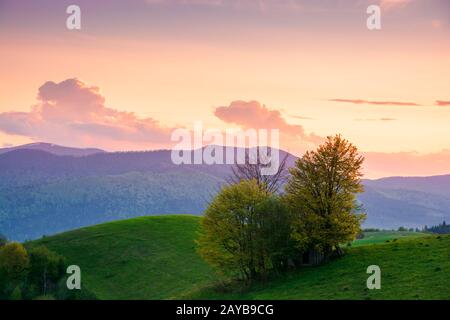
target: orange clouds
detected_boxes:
[214,100,323,153]
[0,80,326,153]
[1,78,448,178]
[436,100,450,106]
[0,79,174,150]
[330,99,420,106]
[355,117,397,121]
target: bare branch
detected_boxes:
[228,148,289,193]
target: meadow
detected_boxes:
[29,215,450,300]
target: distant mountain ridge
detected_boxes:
[364,175,450,197]
[0,142,105,157]
[0,144,449,241]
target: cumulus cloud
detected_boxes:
[214,100,324,152]
[0,78,175,150]
[435,100,450,106]
[330,98,420,106]
[0,80,324,153]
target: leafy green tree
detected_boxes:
[0,242,29,297]
[285,135,366,256]
[0,242,29,281]
[27,246,65,297]
[197,179,293,282]
[252,196,294,274]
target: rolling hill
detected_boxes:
[28,215,450,300]
[29,215,216,300]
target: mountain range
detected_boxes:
[0,143,449,241]
[0,142,105,157]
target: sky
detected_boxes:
[0,0,449,178]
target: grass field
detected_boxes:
[185,232,449,299]
[351,231,428,247]
[28,215,450,300]
[29,215,215,299]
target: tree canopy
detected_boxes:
[197,179,293,281]
[285,135,366,254]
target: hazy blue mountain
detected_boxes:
[0,142,105,157]
[358,185,450,229]
[0,146,448,241]
[364,175,450,198]
[0,147,237,240]
[359,175,450,229]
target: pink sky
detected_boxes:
[0,0,449,178]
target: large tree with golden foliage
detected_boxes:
[285,134,366,256]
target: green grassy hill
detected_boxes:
[28,215,450,300]
[29,215,215,299]
[351,231,428,247]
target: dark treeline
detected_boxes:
[423,221,450,234]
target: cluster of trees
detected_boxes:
[198,135,366,282]
[0,238,66,300]
[397,226,417,232]
[423,221,450,234]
